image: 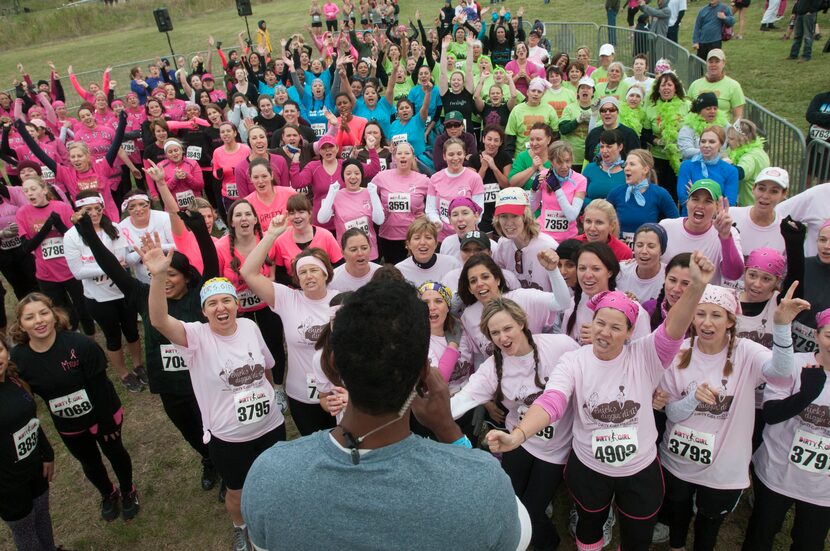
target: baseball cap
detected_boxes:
[688,179,723,201]
[754,167,789,190]
[577,76,595,89]
[444,111,464,124]
[599,43,615,57]
[460,231,491,250]
[707,48,726,61]
[201,72,215,81]
[29,118,47,129]
[317,135,336,149]
[494,188,529,217]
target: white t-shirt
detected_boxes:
[776,183,830,257]
[623,76,654,95]
[753,354,830,507]
[439,234,499,260]
[63,226,129,302]
[616,261,666,304]
[729,207,785,256]
[177,318,281,443]
[492,234,560,292]
[659,338,772,489]
[330,262,381,292]
[271,283,339,403]
[660,218,743,286]
[119,210,175,283]
[395,254,461,288]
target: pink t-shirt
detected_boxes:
[453,334,580,463]
[164,99,187,121]
[15,201,75,282]
[245,187,297,229]
[427,334,474,395]
[461,288,558,368]
[330,262,381,291]
[540,328,682,477]
[0,186,28,245]
[55,163,119,221]
[492,233,560,292]
[334,116,367,157]
[234,154,290,198]
[268,226,343,276]
[330,188,380,259]
[215,235,272,313]
[177,318,281,443]
[753,354,830,507]
[427,168,485,241]
[372,169,430,241]
[73,124,114,161]
[212,144,251,200]
[615,260,666,304]
[659,338,775,489]
[660,218,744,286]
[159,158,205,210]
[271,283,339,403]
[563,291,652,343]
[532,172,587,242]
[504,60,545,95]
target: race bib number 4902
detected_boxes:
[592,426,638,466]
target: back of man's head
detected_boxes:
[332,281,429,416]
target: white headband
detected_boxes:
[295,255,328,277]
[121,194,150,212]
[163,139,182,152]
[75,195,104,208]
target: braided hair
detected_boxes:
[566,242,620,337]
[480,298,546,402]
[677,312,737,377]
[650,253,691,330]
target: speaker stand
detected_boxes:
[165,31,177,68]
[243,15,252,45]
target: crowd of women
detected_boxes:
[0,2,829,550]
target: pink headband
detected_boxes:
[746,247,786,279]
[296,255,328,277]
[449,196,482,215]
[700,284,741,315]
[821,219,830,232]
[817,308,830,329]
[587,291,639,326]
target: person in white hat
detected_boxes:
[729,167,788,257]
[590,43,616,85]
[584,97,642,165]
[559,77,596,168]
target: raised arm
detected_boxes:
[438,35,451,96]
[146,237,188,347]
[13,119,58,172]
[664,250,714,340]
[74,213,138,297]
[145,160,187,236]
[105,111,128,167]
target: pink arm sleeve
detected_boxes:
[39,94,58,126]
[654,322,684,368]
[719,235,745,281]
[101,71,111,97]
[13,99,24,122]
[166,120,197,131]
[438,346,460,382]
[69,74,91,103]
[533,389,568,424]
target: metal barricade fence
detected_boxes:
[744,99,808,194]
[804,139,830,190]
[541,22,598,59]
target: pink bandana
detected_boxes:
[746,247,786,279]
[700,284,741,315]
[816,308,830,329]
[587,291,639,326]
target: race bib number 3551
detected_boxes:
[387,192,411,213]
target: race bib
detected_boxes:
[122,140,136,153]
[484,183,499,204]
[91,273,111,286]
[344,215,370,235]
[517,405,555,440]
[41,166,55,181]
[543,210,569,232]
[621,232,635,250]
[340,146,353,160]
[0,235,21,250]
[439,199,450,222]
[238,288,263,309]
[225,183,238,198]
[186,146,202,160]
[667,424,715,465]
[792,321,818,353]
[160,344,188,371]
[175,189,196,209]
[809,125,830,141]
[234,388,271,425]
[392,133,409,146]
[41,237,64,260]
[311,123,327,138]
[307,374,319,401]
[13,418,40,461]
[48,389,92,418]
[387,192,411,213]
[789,428,830,474]
[591,426,638,466]
[378,158,388,170]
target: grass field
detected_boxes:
[0,1,828,550]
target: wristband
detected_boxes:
[773,340,793,349]
[515,426,528,443]
[451,435,472,448]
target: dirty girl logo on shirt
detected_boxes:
[217,352,265,390]
[297,317,327,344]
[737,318,773,349]
[684,379,734,418]
[449,360,474,386]
[583,385,641,424]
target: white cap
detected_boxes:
[577,76,595,89]
[754,167,789,190]
[599,43,615,57]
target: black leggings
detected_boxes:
[742,472,830,551]
[501,445,564,550]
[59,421,133,498]
[565,453,664,551]
[378,237,408,265]
[326,19,338,31]
[242,307,286,384]
[664,468,742,551]
[287,396,335,437]
[37,278,95,335]
[84,297,140,352]
[159,392,210,460]
[0,247,38,299]
[654,157,679,205]
[627,5,639,26]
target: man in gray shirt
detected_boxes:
[242,281,529,550]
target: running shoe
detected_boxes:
[122,486,140,522]
[133,366,149,385]
[121,373,144,393]
[101,487,121,522]
[202,459,219,491]
[652,522,670,543]
[232,526,250,551]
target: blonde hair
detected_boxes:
[66,141,90,156]
[584,199,620,237]
[493,206,540,240]
[406,215,438,243]
[548,141,573,165]
[626,148,658,183]
[726,119,759,148]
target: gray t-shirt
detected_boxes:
[242,431,521,550]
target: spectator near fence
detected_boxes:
[787,0,824,62]
[691,0,735,60]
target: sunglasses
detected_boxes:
[599,108,618,114]
[445,122,463,129]
[514,249,524,274]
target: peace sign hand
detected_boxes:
[773,281,811,325]
[713,197,733,239]
[144,160,165,183]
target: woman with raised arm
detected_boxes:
[488,251,716,551]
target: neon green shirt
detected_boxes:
[505,102,560,157]
[687,75,745,118]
